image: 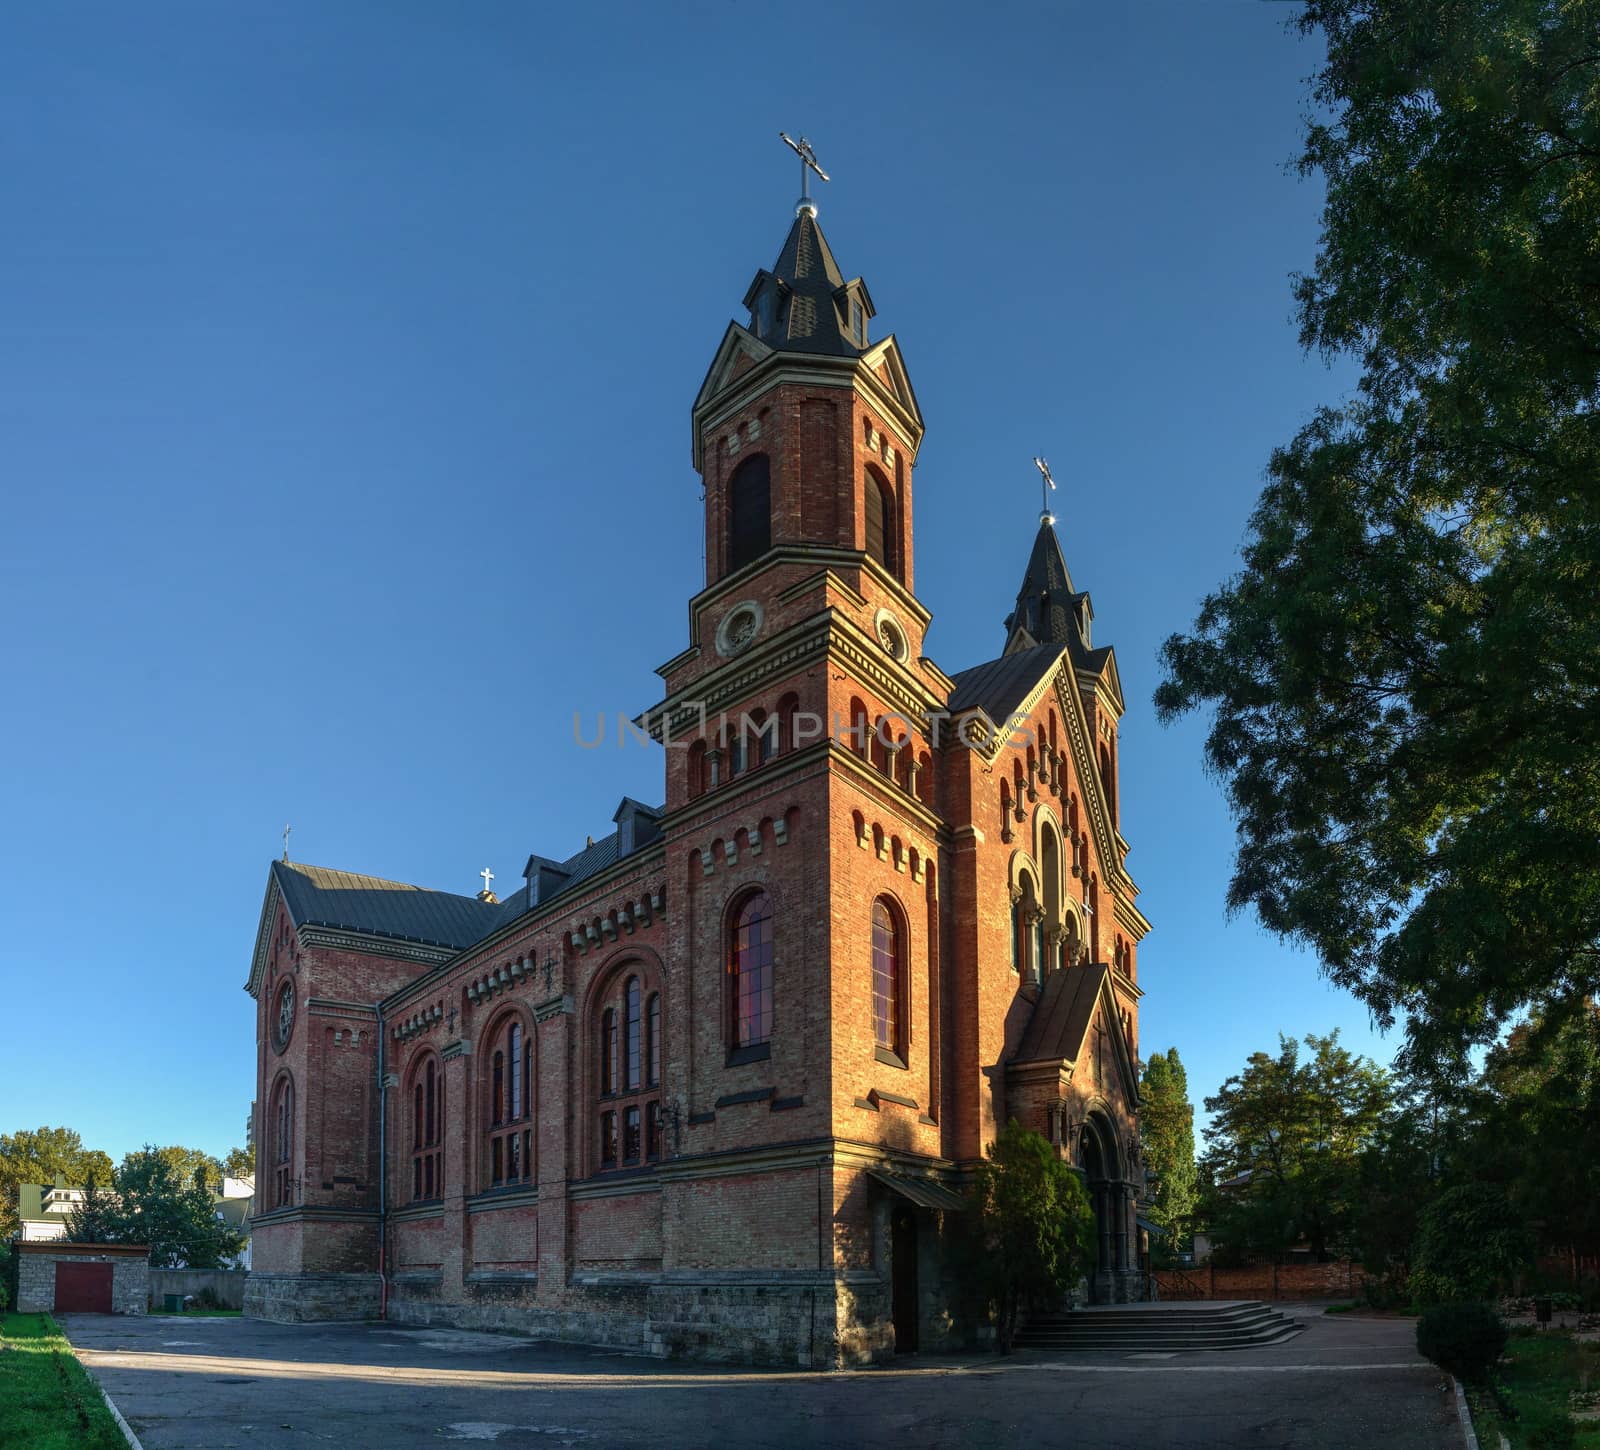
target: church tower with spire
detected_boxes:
[241,159,1152,1364]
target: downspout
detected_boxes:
[376,998,388,1321]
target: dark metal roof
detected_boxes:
[946,643,1066,722]
[273,861,507,950]
[741,211,872,358]
[1005,518,1089,652]
[866,1167,967,1212]
[1015,962,1111,1064]
[274,799,666,956]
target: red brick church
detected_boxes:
[244,185,1152,1365]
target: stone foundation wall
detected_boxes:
[244,1271,382,1321]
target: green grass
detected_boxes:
[147,1307,240,1317]
[1325,1301,1360,1314]
[0,1313,127,1450]
[1465,1331,1600,1449]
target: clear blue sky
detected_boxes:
[0,2,1382,1166]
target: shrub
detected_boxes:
[1361,1266,1410,1311]
[1520,1404,1577,1450]
[1409,1184,1532,1302]
[1415,1301,1507,1383]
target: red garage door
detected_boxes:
[55,1261,113,1313]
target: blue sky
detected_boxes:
[0,2,1383,1165]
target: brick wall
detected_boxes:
[1155,1261,1370,1301]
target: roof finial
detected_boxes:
[779,132,829,218]
[1034,455,1057,526]
[476,866,498,903]
[282,823,292,862]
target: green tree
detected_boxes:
[221,1144,255,1180]
[66,1173,118,1245]
[1139,1048,1197,1244]
[964,1120,1095,1352]
[0,1127,114,1238]
[1202,1032,1393,1262]
[92,1147,244,1268]
[1410,1183,1533,1303]
[151,1145,223,1191]
[1154,0,1600,1074]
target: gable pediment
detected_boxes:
[692,321,774,421]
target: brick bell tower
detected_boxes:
[645,160,964,1365]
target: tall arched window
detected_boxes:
[728,454,771,573]
[270,1074,294,1209]
[727,890,774,1062]
[594,967,663,1172]
[871,898,905,1060]
[485,1015,534,1191]
[1099,742,1117,825]
[865,468,896,577]
[409,1055,442,1203]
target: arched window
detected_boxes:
[777,692,800,755]
[727,890,774,1061]
[688,740,708,797]
[1000,779,1013,841]
[871,898,905,1060]
[1089,875,1101,962]
[865,468,896,576]
[848,697,870,757]
[728,454,771,573]
[270,1074,294,1209]
[594,967,663,1172]
[485,1016,533,1191]
[1099,742,1117,825]
[409,1055,442,1203]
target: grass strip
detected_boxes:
[0,1312,127,1450]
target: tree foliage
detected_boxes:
[221,1144,255,1180]
[66,1146,244,1268]
[1139,1048,1197,1243]
[1201,1032,1393,1261]
[1411,1183,1534,1303]
[1155,0,1600,1071]
[0,1127,114,1238]
[964,1120,1096,1352]
[149,1145,223,1191]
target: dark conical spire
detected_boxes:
[1003,515,1092,655]
[742,210,876,358]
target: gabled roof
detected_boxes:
[1015,962,1111,1064]
[946,643,1066,723]
[265,796,668,973]
[272,861,508,951]
[1013,963,1142,1107]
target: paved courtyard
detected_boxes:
[62,1305,1461,1449]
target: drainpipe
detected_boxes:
[376,999,388,1321]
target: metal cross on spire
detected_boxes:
[479,866,495,894]
[779,132,830,217]
[1033,456,1058,525]
[282,823,292,862]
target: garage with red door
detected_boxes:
[15,1242,150,1315]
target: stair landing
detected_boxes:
[1015,1299,1305,1353]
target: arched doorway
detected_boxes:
[1078,1114,1126,1303]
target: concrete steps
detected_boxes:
[1015,1299,1305,1352]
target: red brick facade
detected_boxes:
[243,205,1152,1364]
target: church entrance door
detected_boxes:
[890,1203,919,1352]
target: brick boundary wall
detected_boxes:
[15,1242,150,1315]
[1154,1261,1369,1301]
